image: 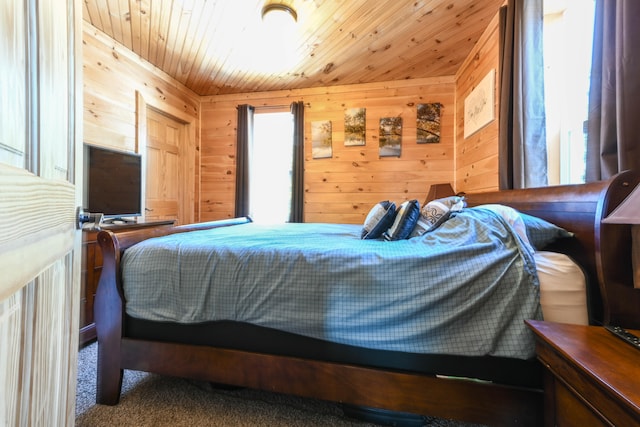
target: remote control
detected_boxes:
[604,325,640,350]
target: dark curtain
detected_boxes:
[498,0,548,189]
[586,0,640,181]
[235,104,254,218]
[289,101,305,223]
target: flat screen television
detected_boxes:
[83,144,142,220]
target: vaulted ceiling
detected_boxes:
[83,0,505,96]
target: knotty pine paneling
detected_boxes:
[84,6,502,225]
[454,10,501,194]
[83,23,199,152]
[200,77,456,224]
[83,22,201,220]
[82,0,505,96]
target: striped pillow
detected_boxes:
[361,201,397,239]
[384,200,421,241]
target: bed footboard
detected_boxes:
[94,217,251,404]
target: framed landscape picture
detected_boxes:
[378,117,402,157]
[344,107,366,146]
[311,120,332,159]
[416,103,441,144]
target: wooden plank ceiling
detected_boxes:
[83,0,505,96]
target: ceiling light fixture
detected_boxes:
[261,3,298,23]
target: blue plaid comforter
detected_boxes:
[122,208,542,359]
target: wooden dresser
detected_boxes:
[526,320,640,426]
[80,220,175,346]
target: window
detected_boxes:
[249,111,294,223]
[543,0,596,185]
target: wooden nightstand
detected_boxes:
[80,220,175,347]
[526,320,640,426]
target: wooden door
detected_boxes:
[145,108,184,223]
[0,0,81,425]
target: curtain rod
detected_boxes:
[254,104,290,112]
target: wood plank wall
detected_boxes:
[455,11,501,193]
[82,6,502,226]
[83,22,201,221]
[83,22,200,152]
[200,77,456,224]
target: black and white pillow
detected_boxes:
[383,199,421,241]
[361,201,397,239]
[410,196,465,237]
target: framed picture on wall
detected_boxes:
[416,103,441,144]
[464,69,495,138]
[344,107,366,146]
[379,117,402,157]
[312,120,333,159]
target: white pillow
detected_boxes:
[535,251,588,325]
[475,204,534,251]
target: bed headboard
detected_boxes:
[463,170,640,327]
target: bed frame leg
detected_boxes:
[95,339,123,405]
[93,230,126,405]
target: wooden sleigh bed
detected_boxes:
[93,170,639,427]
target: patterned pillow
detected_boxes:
[520,212,573,249]
[410,196,465,237]
[383,200,421,241]
[361,201,397,239]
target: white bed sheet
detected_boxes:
[535,251,588,325]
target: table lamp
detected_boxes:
[424,183,455,204]
[602,182,640,288]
